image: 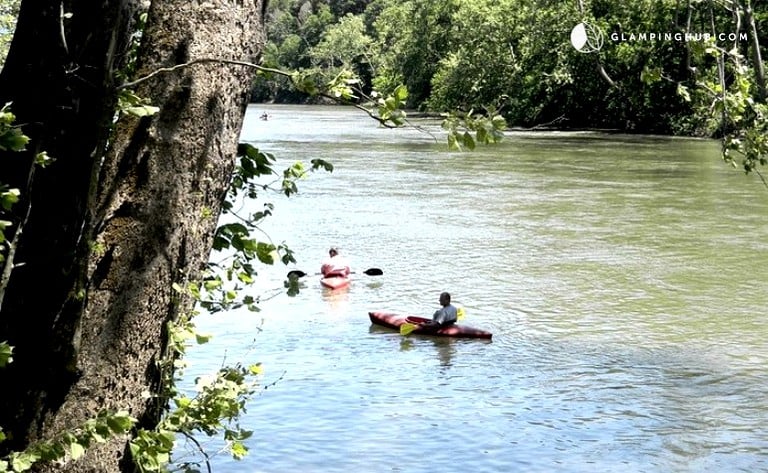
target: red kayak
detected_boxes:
[368,311,493,339]
[320,275,350,290]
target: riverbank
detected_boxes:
[250,102,716,139]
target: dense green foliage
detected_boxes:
[258,0,766,138]
[255,0,768,180]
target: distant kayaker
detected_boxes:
[419,292,458,332]
[320,247,351,278]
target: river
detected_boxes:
[182,104,768,473]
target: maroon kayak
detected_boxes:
[320,275,350,290]
[368,311,493,339]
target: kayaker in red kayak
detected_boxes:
[320,247,351,278]
[418,292,458,332]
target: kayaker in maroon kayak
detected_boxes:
[418,292,458,332]
[320,247,351,278]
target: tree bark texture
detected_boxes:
[0,0,266,471]
[0,0,144,454]
[741,3,766,101]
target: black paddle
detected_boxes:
[287,268,383,279]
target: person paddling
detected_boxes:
[320,247,351,278]
[418,292,458,332]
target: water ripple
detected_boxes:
[185,105,768,473]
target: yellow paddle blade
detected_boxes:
[457,306,466,320]
[400,323,418,336]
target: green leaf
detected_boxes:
[10,451,38,472]
[203,278,222,291]
[640,67,661,85]
[447,133,459,151]
[175,396,192,409]
[0,342,13,367]
[123,105,160,117]
[106,411,135,433]
[476,127,488,145]
[128,441,140,460]
[394,85,408,102]
[462,132,476,150]
[236,144,275,177]
[34,151,54,167]
[256,242,277,265]
[70,442,85,460]
[1,188,19,210]
[491,115,506,130]
[285,277,300,297]
[677,84,691,102]
[218,222,249,236]
[158,430,175,450]
[230,441,248,459]
[389,110,406,126]
[0,128,28,152]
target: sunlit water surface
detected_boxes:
[182,105,768,473]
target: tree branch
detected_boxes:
[119,58,431,133]
[179,431,213,473]
[741,1,766,101]
[0,164,35,311]
[118,58,290,89]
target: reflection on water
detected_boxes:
[391,337,456,368]
[185,104,768,473]
[432,338,457,368]
[321,286,351,316]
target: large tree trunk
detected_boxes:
[741,2,766,101]
[0,0,144,454]
[0,0,266,471]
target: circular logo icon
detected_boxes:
[570,22,604,53]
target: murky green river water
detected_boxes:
[182,104,768,472]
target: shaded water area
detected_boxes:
[183,105,768,472]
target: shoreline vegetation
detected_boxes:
[256,0,766,144]
[251,102,719,139]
